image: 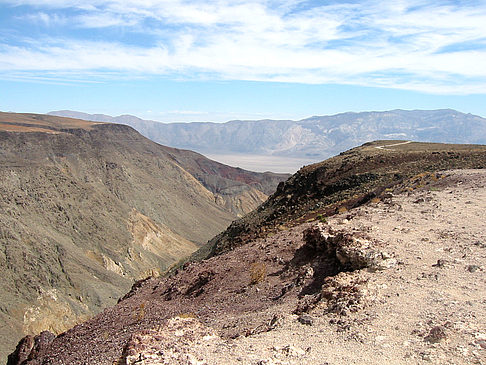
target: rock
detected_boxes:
[474,332,486,340]
[432,259,448,268]
[273,345,306,357]
[475,339,486,349]
[320,272,368,316]
[302,223,396,272]
[120,317,221,365]
[467,265,481,272]
[474,241,486,248]
[7,331,55,365]
[425,326,447,343]
[297,315,314,326]
[6,335,34,365]
[268,314,283,330]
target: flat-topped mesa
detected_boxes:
[0,112,105,133]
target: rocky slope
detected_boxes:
[8,142,486,364]
[203,141,486,258]
[49,109,486,163]
[0,112,286,362]
[157,146,288,217]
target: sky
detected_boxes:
[1,0,486,122]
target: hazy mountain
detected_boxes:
[49,109,486,165]
[0,112,287,362]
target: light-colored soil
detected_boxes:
[131,169,486,365]
[215,169,486,365]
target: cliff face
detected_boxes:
[0,112,287,362]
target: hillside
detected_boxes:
[49,109,486,171]
[0,112,286,362]
[203,141,486,258]
[8,142,486,364]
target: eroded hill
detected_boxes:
[203,141,486,257]
[7,142,486,364]
[0,112,287,362]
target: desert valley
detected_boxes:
[2,2,486,363]
[1,111,485,364]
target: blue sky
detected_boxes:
[1,0,486,122]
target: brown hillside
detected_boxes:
[0,112,286,362]
[8,168,486,364]
[0,112,101,132]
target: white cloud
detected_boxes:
[1,0,486,93]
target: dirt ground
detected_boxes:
[127,169,486,365]
[11,169,486,365]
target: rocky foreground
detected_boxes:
[9,169,486,364]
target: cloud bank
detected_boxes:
[1,0,486,93]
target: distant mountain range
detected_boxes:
[49,109,486,169]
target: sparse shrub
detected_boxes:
[337,206,348,214]
[177,312,197,319]
[137,302,145,321]
[316,214,327,223]
[370,197,381,204]
[249,262,267,285]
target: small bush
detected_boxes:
[249,262,267,285]
[316,214,327,223]
[177,312,197,319]
[137,302,145,321]
[337,206,348,213]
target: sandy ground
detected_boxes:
[136,169,486,365]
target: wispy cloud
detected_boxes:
[1,0,486,93]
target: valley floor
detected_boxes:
[204,153,322,173]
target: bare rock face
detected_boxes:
[119,317,222,365]
[7,331,54,365]
[6,336,34,365]
[302,223,396,272]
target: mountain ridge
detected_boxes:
[49,109,486,171]
[8,141,486,364]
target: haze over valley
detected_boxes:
[49,109,486,173]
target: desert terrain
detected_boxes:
[0,112,287,362]
[8,168,486,364]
